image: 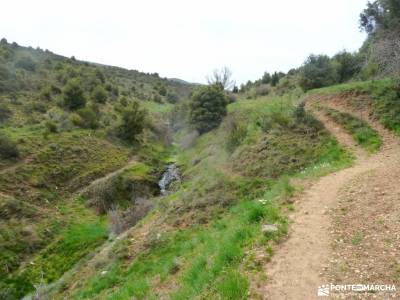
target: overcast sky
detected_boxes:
[1,0,368,84]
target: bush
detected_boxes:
[91,85,108,103]
[0,135,19,159]
[15,56,36,71]
[72,107,99,129]
[225,117,247,153]
[45,120,58,133]
[332,51,362,83]
[299,54,339,91]
[118,101,148,143]
[0,64,11,81]
[63,78,86,110]
[0,104,12,122]
[255,84,270,97]
[189,84,227,134]
[39,85,52,101]
[166,92,179,104]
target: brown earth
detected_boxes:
[260,94,400,299]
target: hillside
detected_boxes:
[1,1,400,298]
[0,40,193,299]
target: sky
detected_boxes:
[1,0,369,85]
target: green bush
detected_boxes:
[299,54,339,91]
[72,106,99,129]
[39,85,52,101]
[91,85,108,103]
[45,120,58,133]
[332,51,362,83]
[166,92,179,104]
[0,64,11,81]
[63,78,86,110]
[190,84,227,134]
[14,56,36,71]
[118,101,148,143]
[0,135,19,159]
[0,104,12,122]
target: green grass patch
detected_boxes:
[310,79,400,135]
[4,214,108,299]
[72,193,287,300]
[324,108,381,152]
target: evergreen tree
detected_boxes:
[190,84,227,134]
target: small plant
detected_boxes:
[351,232,363,245]
[226,117,247,153]
[45,120,58,133]
[0,135,19,159]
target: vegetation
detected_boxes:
[189,84,227,134]
[45,95,352,299]
[91,85,108,103]
[118,101,148,143]
[63,79,87,110]
[0,134,19,159]
[360,0,400,34]
[324,108,382,152]
[1,0,400,296]
[311,79,400,135]
[0,40,190,298]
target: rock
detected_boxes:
[262,224,278,233]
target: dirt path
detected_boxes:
[260,97,400,299]
[76,158,138,195]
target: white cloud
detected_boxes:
[1,0,368,84]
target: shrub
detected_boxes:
[0,104,12,122]
[39,85,52,101]
[119,96,128,107]
[0,64,11,81]
[91,85,108,103]
[15,56,36,71]
[118,101,148,143]
[45,120,58,133]
[63,78,86,110]
[189,84,227,134]
[332,51,362,83]
[226,118,247,153]
[152,93,162,103]
[166,92,179,104]
[72,107,99,129]
[0,135,19,159]
[299,54,339,91]
[255,84,270,97]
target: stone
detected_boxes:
[262,224,278,233]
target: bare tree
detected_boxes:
[206,67,236,90]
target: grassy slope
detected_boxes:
[0,42,184,299]
[323,107,382,152]
[310,79,400,135]
[49,95,352,300]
